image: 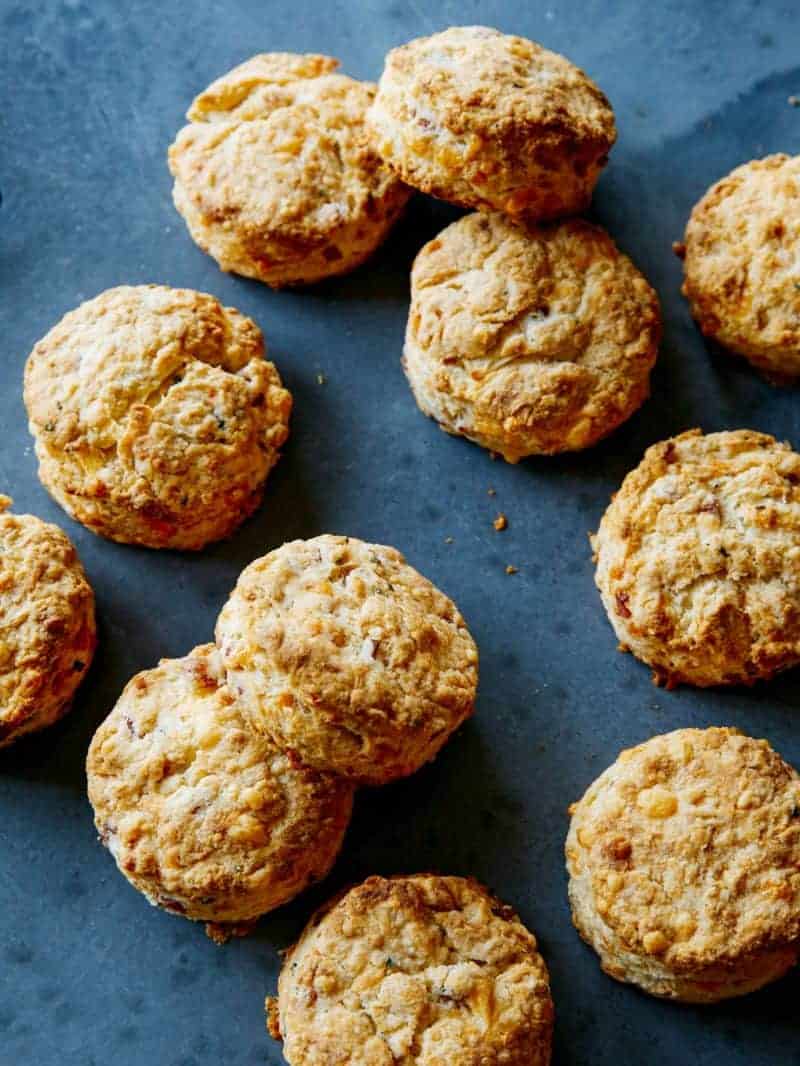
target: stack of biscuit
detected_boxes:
[87,534,479,940]
[166,27,662,467]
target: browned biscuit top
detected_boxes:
[592,428,800,686]
[0,496,96,743]
[567,727,800,970]
[272,874,553,1065]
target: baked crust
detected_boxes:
[682,154,800,379]
[0,496,95,747]
[24,285,291,550]
[404,212,660,460]
[566,727,800,1002]
[215,535,478,785]
[169,53,411,287]
[270,874,553,1064]
[368,26,615,219]
[592,428,800,687]
[86,644,354,930]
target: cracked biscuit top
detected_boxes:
[567,728,800,971]
[368,25,615,219]
[681,154,800,378]
[269,874,553,1066]
[86,644,354,926]
[404,212,660,460]
[215,535,478,785]
[592,428,800,687]
[24,285,291,550]
[168,53,410,287]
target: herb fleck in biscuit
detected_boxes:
[368,25,615,219]
[86,645,354,936]
[215,535,478,785]
[592,428,800,687]
[566,727,800,1002]
[680,155,800,380]
[268,874,553,1065]
[168,53,411,287]
[404,212,660,460]
[0,496,95,747]
[24,285,291,550]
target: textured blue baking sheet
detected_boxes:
[1,1,799,1063]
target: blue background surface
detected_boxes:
[1,2,799,1063]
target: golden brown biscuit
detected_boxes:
[404,212,660,460]
[680,155,800,379]
[0,496,95,747]
[24,285,292,550]
[268,874,553,1065]
[368,25,615,219]
[86,644,354,935]
[168,53,411,287]
[566,727,800,1002]
[215,535,478,785]
[592,428,800,688]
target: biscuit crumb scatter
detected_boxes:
[444,536,454,544]
[488,487,496,496]
[316,373,326,385]
[506,564,518,575]
[789,95,799,106]
[672,241,686,258]
[493,513,508,531]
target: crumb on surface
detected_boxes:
[493,513,508,531]
[505,564,518,575]
[316,373,326,385]
[789,95,799,106]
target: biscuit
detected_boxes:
[215,535,478,785]
[268,874,553,1065]
[0,496,95,747]
[566,727,800,1002]
[24,285,292,550]
[592,428,800,687]
[367,25,615,219]
[680,155,800,379]
[168,53,411,287]
[404,212,660,460]
[86,644,354,934]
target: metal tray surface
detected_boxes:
[1,2,799,1063]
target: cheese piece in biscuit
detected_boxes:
[567,727,800,1002]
